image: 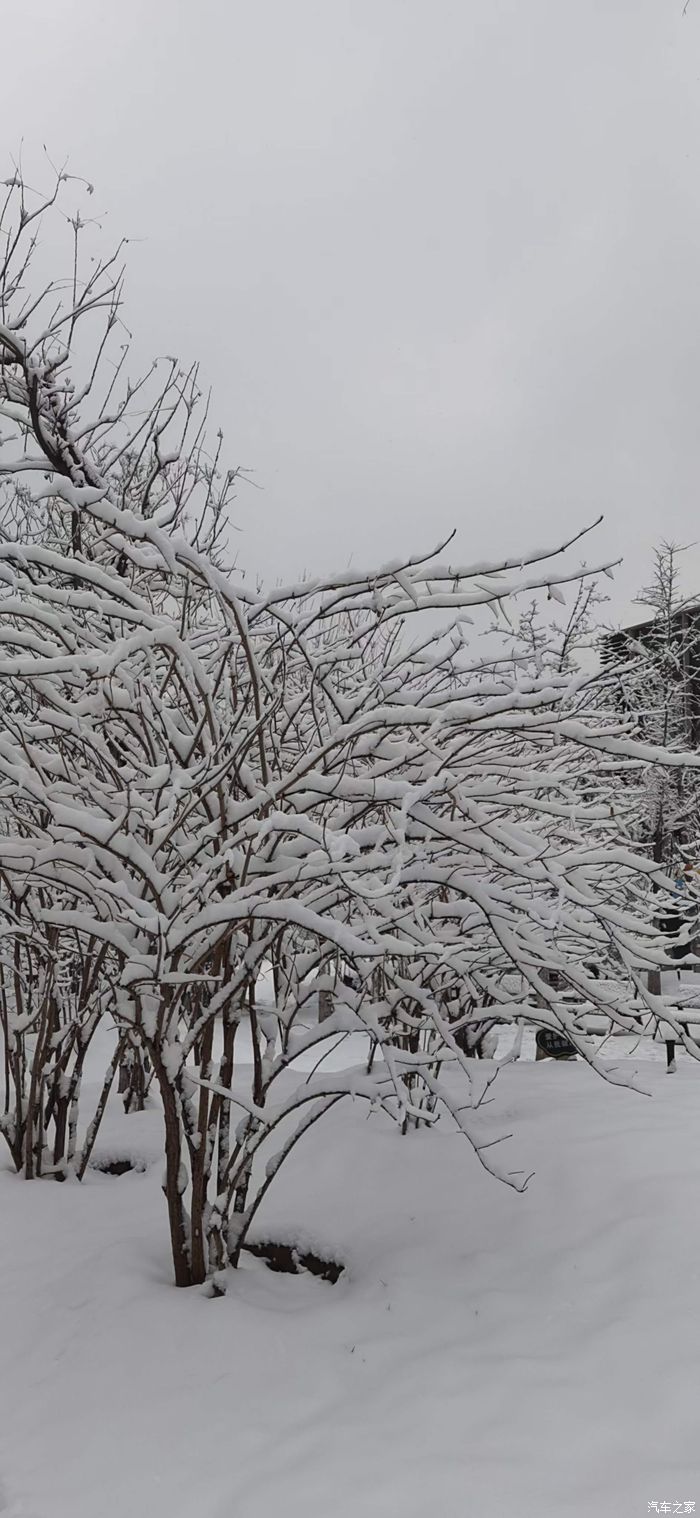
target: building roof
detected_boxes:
[600,604,700,666]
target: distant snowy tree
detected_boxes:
[602,542,700,980]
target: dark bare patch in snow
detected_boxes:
[243,1238,344,1283]
[90,1156,147,1177]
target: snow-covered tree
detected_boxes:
[2,166,700,1289]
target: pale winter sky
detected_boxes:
[3,1,700,623]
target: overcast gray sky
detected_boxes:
[5,1,700,622]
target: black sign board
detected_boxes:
[535,1028,576,1060]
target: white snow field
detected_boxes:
[0,1039,698,1518]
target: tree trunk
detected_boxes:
[119,1043,150,1113]
[189,1020,214,1285]
[157,1064,192,1288]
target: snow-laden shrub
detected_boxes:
[1,167,699,1287]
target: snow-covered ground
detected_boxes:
[0,1039,698,1518]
